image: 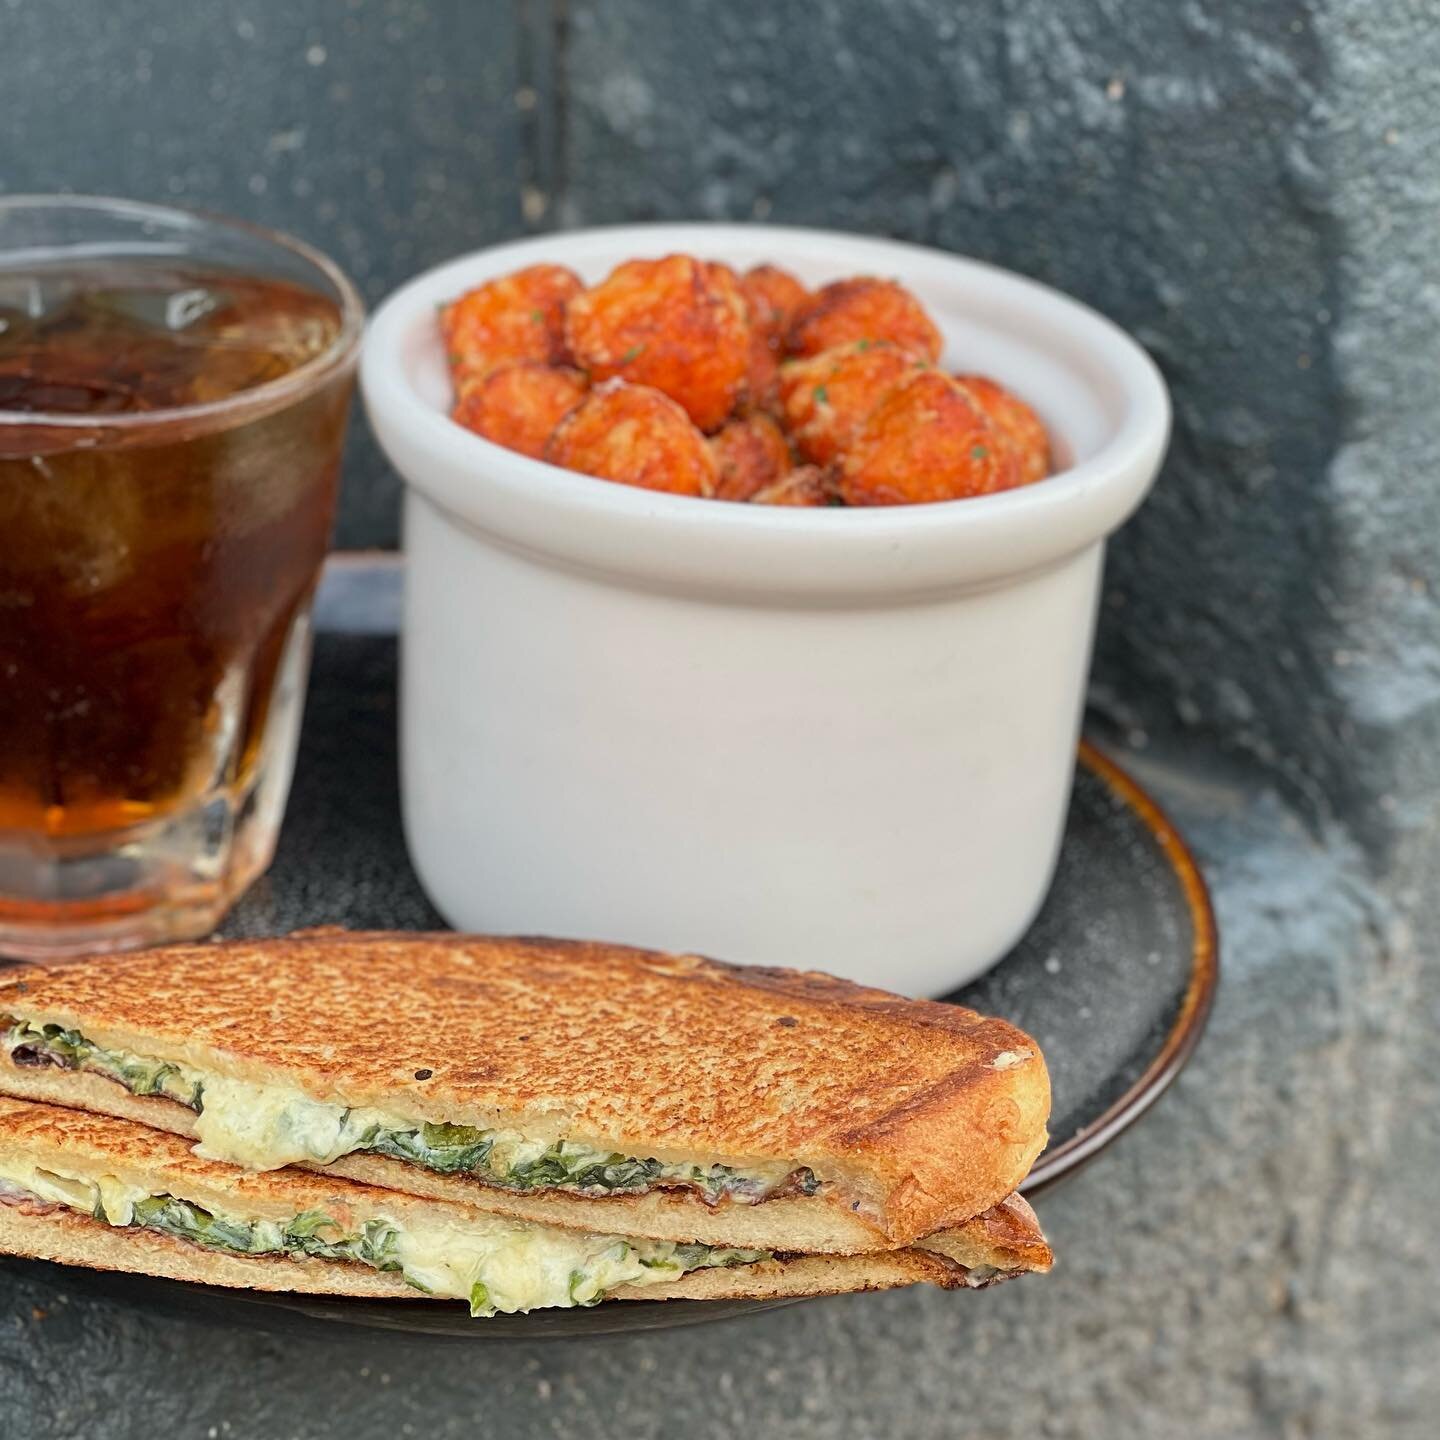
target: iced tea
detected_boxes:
[0,202,360,957]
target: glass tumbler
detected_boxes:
[0,196,363,958]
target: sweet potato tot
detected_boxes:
[708,259,780,412]
[840,371,1022,505]
[564,255,751,432]
[545,380,718,496]
[751,465,836,507]
[954,375,1051,485]
[709,412,792,502]
[737,263,808,416]
[786,277,942,362]
[745,327,781,416]
[441,264,582,387]
[778,340,929,466]
[742,264,810,347]
[451,362,588,460]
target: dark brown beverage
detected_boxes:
[0,263,344,834]
[0,230,358,957]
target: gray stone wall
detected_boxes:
[2,3,1437,1437]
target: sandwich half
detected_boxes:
[0,931,1050,1253]
[0,1098,1052,1314]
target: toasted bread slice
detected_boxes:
[0,1207,1017,1305]
[0,1098,1050,1311]
[0,1065,1038,1254]
[0,931,1050,1248]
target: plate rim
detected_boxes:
[1022,738,1219,1197]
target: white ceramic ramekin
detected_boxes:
[361,224,1169,996]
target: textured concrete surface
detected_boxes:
[3,1,1438,1436]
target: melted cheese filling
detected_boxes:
[190,1074,410,1169]
[0,1156,767,1314]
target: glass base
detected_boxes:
[0,806,271,961]
[0,613,311,961]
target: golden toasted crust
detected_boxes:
[617,1248,968,1301]
[0,932,1050,1244]
[0,1064,202,1144]
[0,1098,1048,1307]
[917,1192,1053,1274]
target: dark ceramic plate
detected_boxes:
[2,567,1217,1340]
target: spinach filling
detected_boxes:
[2,1019,821,1204]
[1,1167,767,1317]
[6,1021,201,1109]
[128,1196,402,1273]
[366,1122,817,1203]
[121,1194,764,1313]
